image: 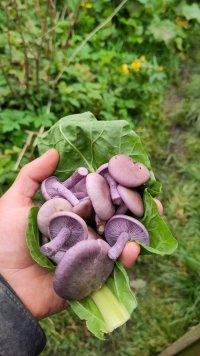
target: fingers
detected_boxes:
[119,242,141,269]
[7,149,59,202]
[153,198,163,215]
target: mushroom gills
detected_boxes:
[105,215,149,261]
[40,211,88,258]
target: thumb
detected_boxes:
[6,149,59,202]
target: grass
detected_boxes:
[40,51,200,356]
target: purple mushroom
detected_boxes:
[41,176,79,206]
[86,173,115,233]
[95,214,106,235]
[104,215,149,260]
[72,197,94,221]
[41,234,49,245]
[49,250,66,264]
[117,185,144,217]
[115,202,128,215]
[86,173,115,221]
[108,155,150,187]
[71,177,87,197]
[37,198,72,236]
[53,239,114,300]
[40,211,88,257]
[96,163,122,205]
[63,167,88,189]
[74,192,86,199]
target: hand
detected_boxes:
[0,149,140,320]
[0,149,67,319]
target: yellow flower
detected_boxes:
[175,17,190,29]
[130,59,141,72]
[121,64,129,75]
[139,55,146,62]
[158,66,165,72]
[80,2,92,8]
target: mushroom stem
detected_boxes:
[40,227,70,257]
[52,181,79,206]
[74,192,86,199]
[41,234,49,245]
[50,250,66,264]
[95,214,106,235]
[108,232,130,260]
[63,167,88,189]
[104,173,122,206]
[115,203,128,215]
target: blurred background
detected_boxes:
[0,0,200,355]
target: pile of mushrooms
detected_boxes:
[38,154,162,300]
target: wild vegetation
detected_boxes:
[0,1,200,355]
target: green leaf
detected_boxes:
[37,111,158,194]
[70,263,137,339]
[70,294,107,340]
[140,190,178,255]
[148,20,182,44]
[147,178,162,196]
[177,3,200,22]
[26,207,56,271]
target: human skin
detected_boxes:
[0,149,138,320]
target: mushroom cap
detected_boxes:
[41,176,60,200]
[117,185,144,217]
[48,211,88,250]
[86,173,115,221]
[37,198,72,236]
[105,215,149,246]
[53,239,114,300]
[108,155,150,187]
[96,162,108,175]
[72,197,94,221]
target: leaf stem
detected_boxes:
[91,284,130,332]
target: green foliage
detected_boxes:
[38,112,153,182]
[176,2,200,22]
[141,190,177,255]
[26,207,56,271]
[0,0,199,192]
